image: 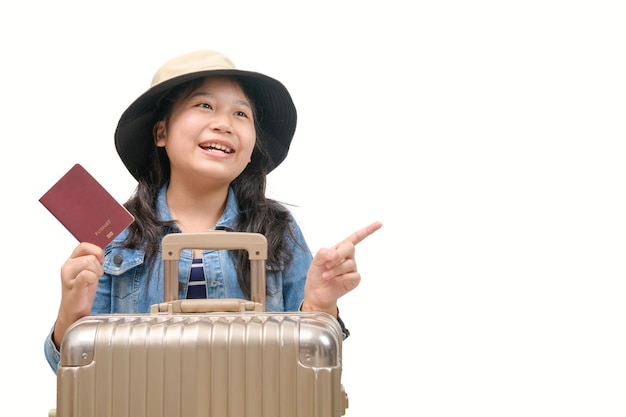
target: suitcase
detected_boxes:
[54,231,349,417]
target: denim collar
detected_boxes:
[156,183,238,231]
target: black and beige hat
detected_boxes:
[114,49,297,180]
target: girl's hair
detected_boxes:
[121,77,298,298]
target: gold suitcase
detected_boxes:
[55,232,348,417]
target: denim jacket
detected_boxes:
[44,185,313,372]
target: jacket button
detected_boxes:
[113,254,123,265]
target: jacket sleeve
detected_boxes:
[43,326,60,373]
[280,220,312,312]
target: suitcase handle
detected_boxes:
[161,231,268,309]
[150,298,263,314]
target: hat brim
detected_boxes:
[115,69,297,181]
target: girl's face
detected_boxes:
[155,76,256,186]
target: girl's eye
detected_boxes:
[198,103,213,109]
[234,110,248,118]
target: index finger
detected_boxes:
[341,221,383,247]
[70,242,105,262]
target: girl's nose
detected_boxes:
[208,112,232,132]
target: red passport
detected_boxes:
[39,163,135,248]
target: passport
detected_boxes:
[39,163,135,248]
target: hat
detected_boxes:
[114,50,297,181]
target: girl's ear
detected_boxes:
[154,121,167,146]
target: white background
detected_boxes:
[2,1,625,416]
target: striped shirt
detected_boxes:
[186,258,206,299]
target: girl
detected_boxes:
[44,50,381,372]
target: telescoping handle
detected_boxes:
[161,231,268,309]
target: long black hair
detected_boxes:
[121,77,298,298]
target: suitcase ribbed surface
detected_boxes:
[57,314,345,417]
